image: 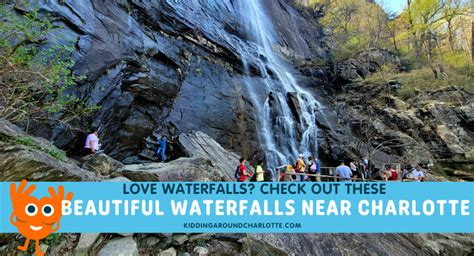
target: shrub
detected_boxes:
[15,136,66,160]
[0,4,97,124]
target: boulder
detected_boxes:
[115,157,228,182]
[192,246,209,256]
[81,153,124,176]
[334,48,405,85]
[98,237,139,256]
[436,125,465,155]
[0,119,97,181]
[171,234,189,246]
[159,247,177,256]
[178,131,247,179]
[73,233,101,256]
[113,131,248,182]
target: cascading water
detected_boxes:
[236,0,322,167]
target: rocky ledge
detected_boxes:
[1,119,472,255]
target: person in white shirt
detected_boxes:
[411,164,425,181]
[84,128,100,156]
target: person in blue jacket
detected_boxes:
[156,135,171,162]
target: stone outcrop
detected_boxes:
[81,153,124,176]
[0,119,97,181]
[334,48,405,85]
[329,66,473,178]
[73,233,101,256]
[251,233,474,255]
[97,236,139,256]
[112,131,248,181]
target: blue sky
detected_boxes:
[375,0,406,14]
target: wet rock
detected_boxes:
[15,0,329,165]
[98,237,138,256]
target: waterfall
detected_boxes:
[235,0,321,167]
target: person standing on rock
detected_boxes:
[156,135,172,162]
[84,128,100,156]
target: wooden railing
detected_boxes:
[274,166,366,182]
[271,164,426,182]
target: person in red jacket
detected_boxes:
[238,158,251,182]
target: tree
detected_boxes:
[0,4,96,125]
[320,0,390,59]
[441,0,469,51]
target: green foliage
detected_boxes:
[361,64,401,86]
[319,0,391,60]
[43,147,66,160]
[363,64,474,100]
[15,136,66,160]
[25,233,64,254]
[397,64,474,99]
[43,233,64,247]
[16,136,35,146]
[192,238,208,247]
[313,0,471,70]
[0,4,96,124]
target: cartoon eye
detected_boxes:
[42,204,54,217]
[25,203,38,216]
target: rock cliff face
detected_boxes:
[7,0,329,164]
[0,119,98,181]
[329,49,473,175]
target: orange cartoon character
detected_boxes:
[10,180,73,256]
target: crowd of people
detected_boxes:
[234,155,427,183]
[81,129,427,182]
